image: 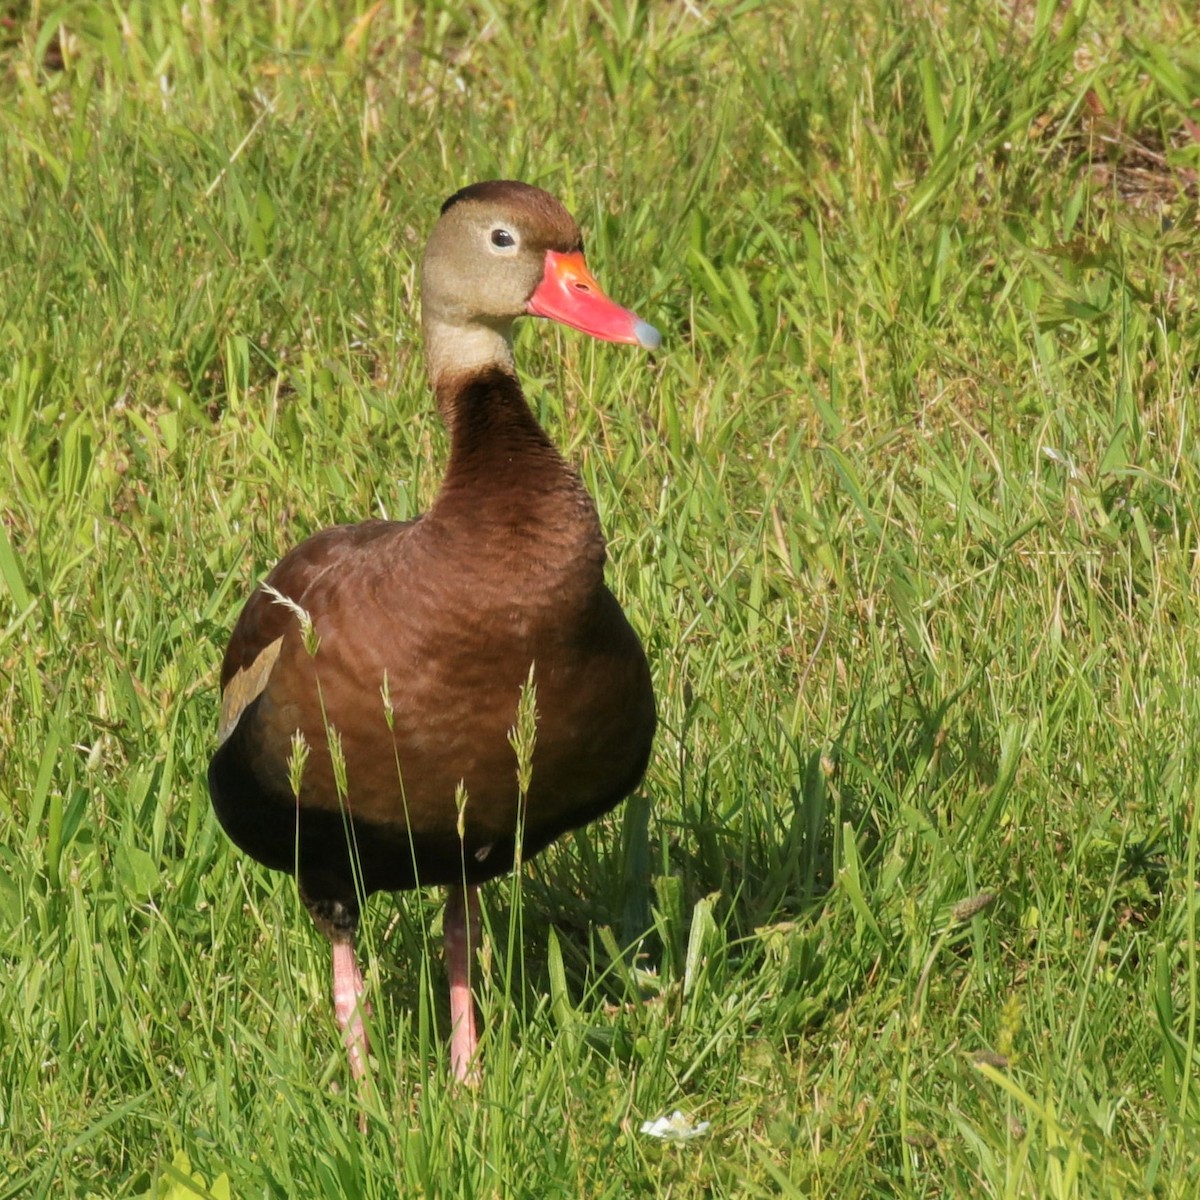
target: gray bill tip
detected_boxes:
[634,319,662,351]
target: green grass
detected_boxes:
[3,0,1200,1194]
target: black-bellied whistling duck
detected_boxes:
[208,180,659,1094]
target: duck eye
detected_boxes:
[490,228,516,249]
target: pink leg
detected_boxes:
[444,883,481,1084]
[332,937,371,1081]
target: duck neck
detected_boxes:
[423,320,600,556]
[435,363,562,480]
[424,318,551,466]
[424,318,516,395]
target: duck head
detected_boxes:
[421,180,659,386]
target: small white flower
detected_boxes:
[639,1110,711,1141]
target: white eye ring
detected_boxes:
[489,227,518,254]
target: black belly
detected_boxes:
[207,694,653,910]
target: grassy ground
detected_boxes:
[3,0,1200,1195]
